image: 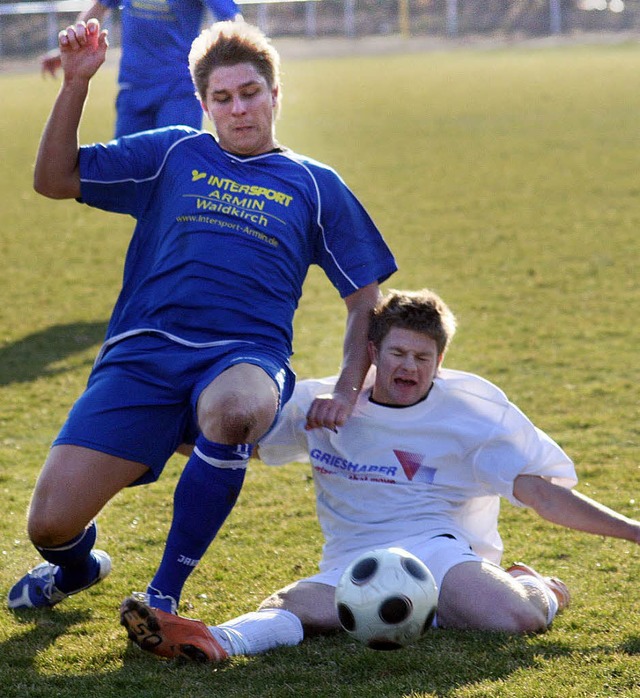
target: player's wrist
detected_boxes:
[61,74,92,92]
[332,385,360,405]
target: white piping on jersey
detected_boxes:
[80,130,207,186]
[94,328,255,366]
[280,150,360,292]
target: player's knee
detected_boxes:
[501,605,548,634]
[27,508,78,548]
[200,395,272,443]
[26,487,89,548]
[478,602,547,635]
[201,405,256,442]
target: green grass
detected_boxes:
[1,40,640,697]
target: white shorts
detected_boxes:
[302,534,485,591]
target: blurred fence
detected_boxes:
[1,0,639,58]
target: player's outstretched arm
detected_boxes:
[514,474,640,544]
[41,2,110,78]
[34,20,108,199]
[305,282,380,431]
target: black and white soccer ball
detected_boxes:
[335,547,438,651]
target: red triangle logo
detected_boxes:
[393,449,425,481]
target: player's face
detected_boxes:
[369,327,442,407]
[202,62,278,156]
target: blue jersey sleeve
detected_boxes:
[309,163,397,296]
[78,126,200,217]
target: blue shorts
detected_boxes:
[54,334,295,485]
[115,83,203,137]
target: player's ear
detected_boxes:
[271,84,279,108]
[368,340,378,365]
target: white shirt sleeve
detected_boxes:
[258,377,338,466]
[472,403,578,506]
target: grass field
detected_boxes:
[1,38,639,697]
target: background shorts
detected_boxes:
[54,334,295,485]
[114,82,203,136]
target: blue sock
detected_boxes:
[36,521,100,593]
[148,435,251,603]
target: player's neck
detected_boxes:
[368,382,433,409]
[226,145,284,158]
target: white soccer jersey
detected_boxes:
[258,368,577,569]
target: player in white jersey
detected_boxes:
[120,289,640,661]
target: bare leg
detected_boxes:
[437,560,549,634]
[259,581,340,635]
[28,444,149,546]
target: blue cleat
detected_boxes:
[7,550,112,610]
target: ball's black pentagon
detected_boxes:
[379,595,412,624]
[351,556,378,584]
[336,603,356,632]
[402,557,429,581]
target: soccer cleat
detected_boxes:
[120,596,228,662]
[7,549,112,610]
[130,588,178,615]
[506,561,571,611]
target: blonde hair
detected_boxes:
[189,21,281,108]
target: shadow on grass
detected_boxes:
[0,609,91,679]
[619,635,640,655]
[2,619,639,698]
[0,321,107,386]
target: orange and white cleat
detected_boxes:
[120,596,228,662]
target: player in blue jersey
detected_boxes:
[8,20,397,614]
[41,0,242,136]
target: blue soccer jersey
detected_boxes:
[100,0,239,89]
[79,127,397,357]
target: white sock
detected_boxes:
[514,574,559,625]
[208,608,303,656]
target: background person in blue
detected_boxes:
[8,20,397,615]
[41,0,243,137]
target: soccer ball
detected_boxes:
[335,547,438,651]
